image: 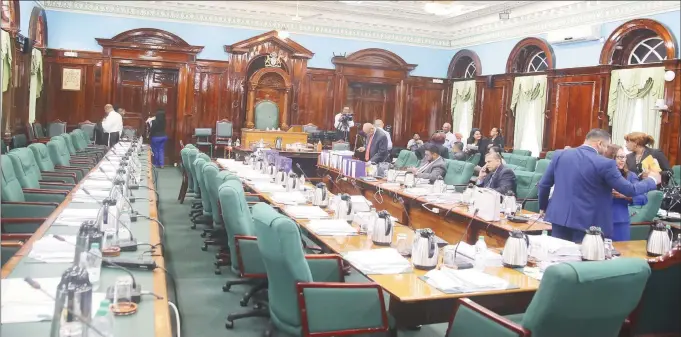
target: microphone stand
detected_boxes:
[507,181,541,223]
[452,208,479,269]
[82,187,138,252]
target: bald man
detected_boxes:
[101,103,123,147]
[357,123,389,164]
[442,122,456,148]
[374,119,392,150]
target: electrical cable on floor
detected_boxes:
[168,301,182,337]
[138,185,160,200]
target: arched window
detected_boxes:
[506,37,555,74]
[600,19,676,66]
[1,0,19,33]
[447,49,481,79]
[448,50,480,138]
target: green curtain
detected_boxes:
[28,48,43,122]
[450,80,475,137]
[1,29,12,93]
[608,67,664,148]
[511,75,547,157]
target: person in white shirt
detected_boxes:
[333,106,354,142]
[374,119,392,150]
[101,104,123,147]
[442,123,456,148]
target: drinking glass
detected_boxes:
[112,276,133,311]
[515,202,523,216]
[395,233,410,256]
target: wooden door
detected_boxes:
[346,83,396,148]
[550,75,603,150]
[114,66,179,163]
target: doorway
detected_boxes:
[346,83,396,148]
[114,66,179,164]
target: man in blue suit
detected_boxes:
[538,129,660,242]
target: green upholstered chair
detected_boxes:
[628,190,664,240]
[545,151,555,160]
[177,144,196,203]
[466,152,481,167]
[1,139,7,154]
[215,119,234,158]
[515,171,543,212]
[535,159,550,174]
[187,148,200,196]
[627,247,681,336]
[46,138,94,174]
[511,149,532,156]
[1,156,60,233]
[47,120,66,138]
[121,127,136,140]
[504,163,527,172]
[7,148,75,192]
[78,121,96,142]
[59,133,97,165]
[446,258,651,337]
[394,150,419,169]
[199,162,226,250]
[251,202,388,337]
[28,143,83,182]
[254,100,279,130]
[70,130,105,160]
[11,133,28,149]
[507,154,537,172]
[193,128,213,158]
[191,153,213,228]
[1,234,31,267]
[444,159,475,191]
[673,165,680,185]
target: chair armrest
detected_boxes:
[22,190,66,204]
[295,282,389,336]
[40,172,77,184]
[0,218,47,234]
[446,298,530,337]
[38,182,76,191]
[306,254,344,282]
[0,241,24,248]
[233,235,266,278]
[23,188,69,196]
[1,233,34,241]
[630,221,654,226]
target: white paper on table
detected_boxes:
[28,235,77,263]
[350,196,372,212]
[424,268,509,292]
[284,206,329,219]
[58,208,99,220]
[527,235,578,255]
[453,242,503,267]
[75,189,110,198]
[216,158,237,167]
[403,187,431,197]
[252,183,286,193]
[81,179,113,190]
[270,192,306,205]
[307,219,358,236]
[343,248,413,274]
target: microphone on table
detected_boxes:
[507,181,541,223]
[295,163,312,187]
[82,188,138,251]
[325,174,345,194]
[452,208,479,270]
[524,212,545,231]
[396,197,413,230]
[51,234,151,303]
[23,277,107,337]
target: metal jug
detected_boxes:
[313,183,329,207]
[75,220,103,265]
[286,172,299,192]
[433,175,446,193]
[647,220,673,256]
[334,194,353,222]
[404,171,415,188]
[581,226,606,261]
[266,163,277,176]
[501,229,529,268]
[371,210,393,246]
[387,165,398,182]
[503,191,517,216]
[50,265,93,337]
[275,169,287,186]
[411,228,438,270]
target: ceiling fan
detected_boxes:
[291,1,322,22]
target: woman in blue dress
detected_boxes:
[605,144,648,241]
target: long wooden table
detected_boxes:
[217,159,648,333]
[1,148,171,337]
[318,165,552,248]
[233,147,321,177]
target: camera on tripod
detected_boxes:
[339,113,353,124]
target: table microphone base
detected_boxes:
[118,239,138,252]
[106,283,143,303]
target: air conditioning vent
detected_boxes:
[547,25,601,45]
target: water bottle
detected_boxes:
[81,243,102,291]
[604,238,614,259]
[536,230,549,262]
[367,207,378,235]
[474,236,487,271]
[91,299,115,337]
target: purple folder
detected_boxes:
[276,156,293,173]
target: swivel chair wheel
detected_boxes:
[200,232,207,238]
[263,329,273,337]
[190,224,197,230]
[201,244,208,251]
[240,298,249,307]
[214,268,222,275]
[254,303,263,310]
[225,320,234,329]
[222,284,231,292]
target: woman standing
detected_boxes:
[605,144,648,241]
[624,132,671,176]
[147,110,168,168]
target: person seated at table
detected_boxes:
[408,143,446,183]
[476,152,516,195]
[407,133,424,151]
[415,132,450,160]
[451,142,466,161]
[605,144,648,241]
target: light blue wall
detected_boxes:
[43,10,452,78]
[19,0,41,34]
[454,10,681,75]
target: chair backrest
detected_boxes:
[70,131,87,151]
[535,159,551,174]
[7,148,44,189]
[47,120,67,138]
[11,133,28,149]
[187,148,200,194]
[28,143,56,172]
[302,123,318,133]
[252,202,313,334]
[60,133,77,155]
[218,177,256,268]
[465,152,480,166]
[629,190,664,223]
[215,120,233,138]
[394,150,419,169]
[521,258,650,337]
[512,149,532,156]
[33,122,47,138]
[180,146,195,190]
[504,163,527,172]
[0,156,26,202]
[122,126,136,139]
[673,165,680,185]
[507,154,537,172]
[203,162,221,224]
[194,128,212,138]
[515,171,543,212]
[444,159,475,186]
[545,151,556,160]
[46,137,72,166]
[194,153,212,212]
[79,121,96,141]
[254,100,279,130]
[632,247,681,336]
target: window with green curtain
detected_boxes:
[607,67,664,148]
[511,74,547,157]
[450,80,475,137]
[28,48,43,122]
[1,29,12,93]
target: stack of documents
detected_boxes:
[72,188,109,204]
[82,179,113,190]
[423,268,513,294]
[343,248,413,274]
[27,235,76,263]
[284,206,329,219]
[453,242,503,267]
[270,192,306,205]
[403,187,431,197]
[252,182,286,193]
[216,158,237,168]
[239,172,273,182]
[307,219,358,236]
[54,208,99,227]
[1,277,105,324]
[423,193,461,205]
[528,235,581,257]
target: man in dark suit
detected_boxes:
[408,143,447,183]
[356,123,389,164]
[538,129,661,242]
[476,152,516,195]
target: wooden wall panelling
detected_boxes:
[473,74,512,147]
[407,76,449,144]
[297,67,335,129]
[657,59,680,164]
[192,59,230,137]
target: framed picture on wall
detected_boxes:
[62,68,81,91]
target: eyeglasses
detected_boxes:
[615,155,626,160]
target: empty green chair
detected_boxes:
[394,150,419,169]
[70,130,105,160]
[444,159,475,191]
[545,151,556,160]
[29,143,83,182]
[629,190,664,240]
[446,258,651,337]
[535,159,550,174]
[504,163,527,172]
[59,134,97,165]
[515,171,543,212]
[507,154,537,172]
[511,149,532,156]
[177,144,196,203]
[191,154,213,228]
[7,148,75,192]
[466,152,480,167]
[673,165,680,185]
[46,138,94,175]
[1,234,30,266]
[11,133,28,149]
[251,202,388,337]
[1,139,7,154]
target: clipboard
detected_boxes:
[641,155,661,173]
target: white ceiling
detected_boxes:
[42,0,680,48]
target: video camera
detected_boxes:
[339,113,354,124]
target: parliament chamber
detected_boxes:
[1,1,681,337]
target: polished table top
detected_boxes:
[1,148,171,337]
